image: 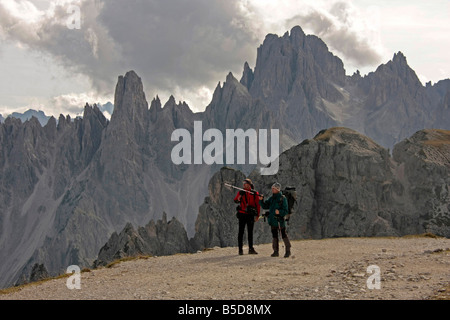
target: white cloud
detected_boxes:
[50,91,112,117]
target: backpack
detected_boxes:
[279,187,297,223]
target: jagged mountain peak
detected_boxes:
[225,71,235,82]
[7,109,51,126]
[111,70,148,125]
[392,51,407,64]
[44,116,57,130]
[372,51,421,87]
[83,103,106,120]
[240,61,254,90]
[57,114,72,131]
[166,95,176,106]
[290,25,306,37]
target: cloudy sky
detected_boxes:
[0,0,449,118]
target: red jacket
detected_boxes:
[234,190,261,216]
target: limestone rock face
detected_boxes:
[393,129,450,237]
[193,128,450,250]
[0,106,108,289]
[93,213,192,268]
[245,27,449,150]
[190,167,249,250]
[29,263,50,283]
[5,72,217,289]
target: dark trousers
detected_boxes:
[238,214,254,249]
[271,226,288,239]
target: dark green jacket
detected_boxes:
[259,192,288,228]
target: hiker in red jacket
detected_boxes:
[234,178,260,255]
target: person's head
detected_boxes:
[271,182,281,194]
[243,179,253,190]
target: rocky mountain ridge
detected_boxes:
[1,25,449,288]
[7,109,51,126]
[92,127,449,268]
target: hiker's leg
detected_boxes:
[271,227,279,257]
[247,216,257,254]
[281,228,291,258]
[238,217,245,254]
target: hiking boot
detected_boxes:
[238,248,244,255]
[283,237,291,258]
[248,248,258,255]
[271,238,279,257]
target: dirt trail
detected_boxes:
[1,237,449,300]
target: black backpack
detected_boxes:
[279,187,297,223]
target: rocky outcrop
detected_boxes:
[29,263,50,283]
[193,128,450,250]
[392,129,450,237]
[16,263,50,286]
[190,167,252,250]
[93,213,192,267]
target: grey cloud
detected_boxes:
[0,0,258,110]
[0,1,120,94]
[286,2,383,67]
[97,0,257,104]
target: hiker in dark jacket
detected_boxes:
[234,178,260,255]
[259,182,291,258]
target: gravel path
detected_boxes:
[1,237,449,300]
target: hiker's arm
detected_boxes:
[234,192,241,203]
[259,196,270,210]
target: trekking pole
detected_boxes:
[278,221,282,239]
[276,215,282,238]
[224,182,261,197]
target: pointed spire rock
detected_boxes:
[289,25,306,47]
[393,51,407,64]
[149,96,162,122]
[225,72,236,83]
[150,96,162,110]
[385,51,422,86]
[168,95,176,105]
[107,70,149,145]
[111,70,148,124]
[240,61,254,91]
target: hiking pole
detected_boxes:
[224,183,262,197]
[277,219,282,239]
